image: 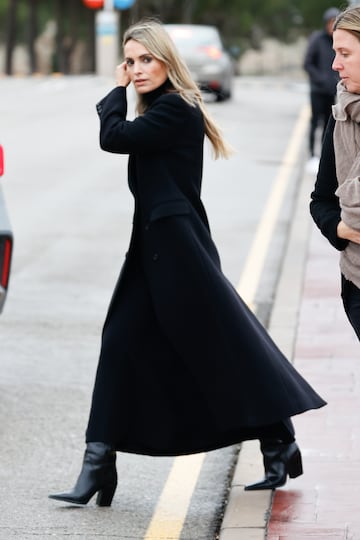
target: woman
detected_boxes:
[310,5,360,340]
[49,19,325,506]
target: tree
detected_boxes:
[0,0,348,75]
[5,0,18,75]
[28,0,38,73]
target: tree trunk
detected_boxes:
[28,0,38,73]
[88,10,96,73]
[5,0,18,75]
[182,0,196,23]
[63,0,80,73]
[54,0,65,72]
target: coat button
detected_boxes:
[152,253,159,261]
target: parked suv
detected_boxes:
[164,24,234,101]
[0,145,13,313]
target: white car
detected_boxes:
[165,24,234,101]
[0,145,13,313]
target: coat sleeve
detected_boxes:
[310,116,349,251]
[96,86,189,154]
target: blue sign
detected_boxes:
[96,11,118,36]
[114,0,135,9]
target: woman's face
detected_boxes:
[333,28,360,94]
[124,39,168,94]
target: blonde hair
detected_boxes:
[333,6,360,40]
[123,19,233,160]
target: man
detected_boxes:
[304,7,340,172]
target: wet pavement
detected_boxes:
[267,206,359,539]
[219,167,359,539]
[1,74,358,539]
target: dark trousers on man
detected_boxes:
[309,91,335,156]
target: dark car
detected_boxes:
[164,24,234,101]
[0,145,13,313]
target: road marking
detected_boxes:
[236,103,311,309]
[143,103,310,540]
[144,452,205,539]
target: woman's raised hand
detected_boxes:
[116,62,131,88]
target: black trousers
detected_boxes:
[341,275,360,340]
[309,91,335,156]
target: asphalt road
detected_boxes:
[0,74,308,539]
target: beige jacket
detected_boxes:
[333,81,360,288]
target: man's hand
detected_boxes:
[337,220,360,244]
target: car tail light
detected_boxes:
[0,145,4,176]
[0,237,12,289]
[199,45,222,59]
[208,81,221,90]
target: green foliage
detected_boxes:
[0,0,351,70]
[186,0,346,51]
[0,0,53,42]
[293,0,345,31]
[0,0,349,44]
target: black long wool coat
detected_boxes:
[85,84,326,456]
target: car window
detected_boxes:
[165,26,222,50]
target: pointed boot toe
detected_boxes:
[49,442,117,506]
[48,491,90,505]
[49,481,117,506]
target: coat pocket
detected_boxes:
[149,200,191,223]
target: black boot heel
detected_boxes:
[96,482,117,507]
[49,442,117,506]
[287,446,303,479]
[244,440,303,491]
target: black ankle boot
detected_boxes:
[49,442,117,506]
[244,440,303,491]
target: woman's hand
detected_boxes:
[116,62,131,88]
[337,220,360,244]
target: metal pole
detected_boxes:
[104,0,114,10]
[95,0,119,76]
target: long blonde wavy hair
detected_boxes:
[123,19,233,160]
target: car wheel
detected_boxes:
[215,88,231,102]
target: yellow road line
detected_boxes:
[236,103,311,309]
[144,453,205,539]
[143,103,310,540]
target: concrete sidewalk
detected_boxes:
[267,202,359,537]
[219,167,359,539]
